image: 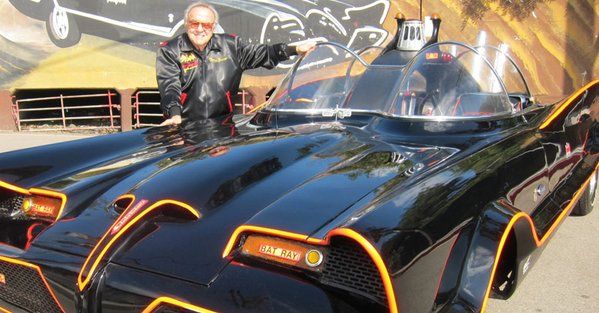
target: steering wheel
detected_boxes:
[391,90,440,116]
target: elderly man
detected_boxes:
[157,1,315,125]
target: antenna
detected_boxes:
[420,0,423,20]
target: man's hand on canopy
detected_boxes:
[295,41,316,56]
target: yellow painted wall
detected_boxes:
[0,0,597,96]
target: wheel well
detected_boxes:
[490,229,517,300]
[439,203,531,312]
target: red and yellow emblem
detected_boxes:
[241,235,315,269]
[110,199,149,235]
[0,273,5,285]
[180,53,199,72]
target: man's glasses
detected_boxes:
[188,21,215,31]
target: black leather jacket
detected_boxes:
[156,33,296,120]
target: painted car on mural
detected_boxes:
[1,15,599,313]
[8,0,389,65]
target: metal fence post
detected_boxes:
[59,93,66,128]
[0,90,17,131]
[14,98,21,131]
[108,90,114,128]
[134,91,140,128]
[241,90,247,114]
[118,89,134,132]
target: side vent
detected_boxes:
[320,237,388,306]
[113,195,135,214]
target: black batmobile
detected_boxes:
[1,17,599,313]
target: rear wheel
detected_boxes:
[571,170,597,216]
[46,5,81,47]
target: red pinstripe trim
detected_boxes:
[24,223,44,250]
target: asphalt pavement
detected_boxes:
[0,131,597,313]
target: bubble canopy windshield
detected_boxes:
[265,42,527,119]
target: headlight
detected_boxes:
[305,249,324,267]
[20,195,63,221]
[2,181,66,221]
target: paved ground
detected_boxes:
[0,132,91,151]
[0,131,597,312]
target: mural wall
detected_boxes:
[0,0,597,96]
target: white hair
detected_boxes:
[184,2,219,25]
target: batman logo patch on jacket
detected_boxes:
[180,53,199,72]
[180,53,196,63]
[183,60,199,72]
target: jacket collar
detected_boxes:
[181,33,222,53]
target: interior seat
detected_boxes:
[451,93,512,116]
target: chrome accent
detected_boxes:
[474,45,531,97]
[321,108,352,119]
[589,171,598,203]
[534,184,547,202]
[398,20,426,51]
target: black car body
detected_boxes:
[1,20,599,313]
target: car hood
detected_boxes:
[38,124,458,285]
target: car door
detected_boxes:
[503,130,552,215]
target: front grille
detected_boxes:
[0,194,25,220]
[321,238,387,306]
[0,258,63,313]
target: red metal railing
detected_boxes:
[238,89,255,114]
[13,90,120,131]
[132,90,162,128]
[132,89,255,128]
